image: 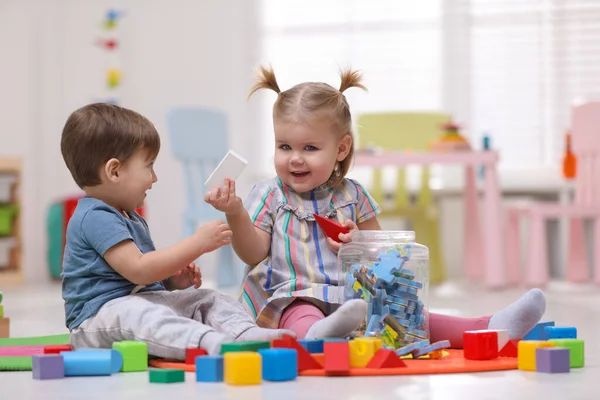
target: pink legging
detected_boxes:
[279,300,490,348]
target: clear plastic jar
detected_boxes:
[338,231,429,349]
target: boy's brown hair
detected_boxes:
[248,66,366,187]
[61,103,160,188]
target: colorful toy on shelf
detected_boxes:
[429,121,472,152]
[106,68,122,89]
[562,131,577,179]
[102,9,124,30]
[95,38,118,51]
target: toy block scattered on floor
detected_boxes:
[32,354,65,380]
[62,349,122,376]
[221,340,270,354]
[523,321,555,341]
[196,355,224,382]
[543,327,577,340]
[113,341,148,372]
[224,351,261,385]
[298,339,324,354]
[536,348,570,373]
[149,368,185,383]
[463,330,498,360]
[518,340,556,371]
[499,339,520,358]
[272,334,322,371]
[549,339,585,368]
[43,344,72,354]
[258,348,298,381]
[185,348,207,365]
[488,329,509,350]
[366,349,406,369]
[323,341,350,374]
[412,340,451,358]
[0,317,9,338]
[349,338,381,368]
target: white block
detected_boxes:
[205,150,248,190]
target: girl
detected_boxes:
[205,66,546,347]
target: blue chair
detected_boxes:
[166,107,242,288]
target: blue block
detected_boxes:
[298,339,324,353]
[523,321,555,341]
[543,326,577,340]
[195,355,223,382]
[73,349,123,373]
[258,349,298,382]
[62,350,116,376]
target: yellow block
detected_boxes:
[224,352,261,385]
[518,340,556,371]
[349,338,382,368]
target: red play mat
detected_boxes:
[149,350,517,376]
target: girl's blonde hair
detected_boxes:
[248,65,366,187]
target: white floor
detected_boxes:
[0,281,599,400]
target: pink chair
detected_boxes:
[505,101,600,287]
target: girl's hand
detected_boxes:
[169,263,202,290]
[204,178,244,216]
[326,220,358,254]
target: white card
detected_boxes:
[205,150,248,189]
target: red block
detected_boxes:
[499,339,520,358]
[43,345,72,354]
[323,342,350,374]
[366,349,407,369]
[185,348,208,364]
[463,330,499,360]
[313,214,349,243]
[272,334,322,371]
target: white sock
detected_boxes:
[199,331,233,355]
[305,299,368,340]
[236,327,295,342]
[488,288,546,339]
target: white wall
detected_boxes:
[1,0,261,283]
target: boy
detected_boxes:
[60,103,290,360]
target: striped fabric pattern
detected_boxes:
[240,177,381,328]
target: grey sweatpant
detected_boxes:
[70,289,257,360]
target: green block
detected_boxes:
[113,341,148,372]
[149,369,185,383]
[0,305,3,318]
[549,339,585,368]
[220,340,270,354]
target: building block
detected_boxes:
[523,321,555,341]
[258,348,298,381]
[549,339,585,368]
[543,326,577,340]
[195,355,224,382]
[272,334,322,371]
[149,368,185,383]
[43,345,72,354]
[517,340,556,371]
[113,341,148,372]
[499,339,520,358]
[536,348,570,373]
[221,340,270,354]
[224,351,261,385]
[298,339,324,354]
[488,329,509,350]
[366,349,406,369]
[463,330,498,360]
[185,348,208,365]
[0,317,9,338]
[323,341,350,374]
[32,354,65,380]
[62,349,121,376]
[313,214,349,243]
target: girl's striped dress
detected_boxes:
[240,177,381,329]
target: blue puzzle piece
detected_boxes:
[365,314,386,336]
[394,276,423,289]
[395,340,430,356]
[408,328,428,338]
[411,340,451,358]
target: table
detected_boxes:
[354,150,506,288]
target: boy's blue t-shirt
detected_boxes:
[62,197,165,330]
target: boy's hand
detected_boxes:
[204,178,244,215]
[195,220,233,253]
[169,263,202,290]
[326,220,358,254]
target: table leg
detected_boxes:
[464,165,483,282]
[483,161,506,288]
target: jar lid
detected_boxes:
[352,230,415,243]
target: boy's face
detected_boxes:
[116,149,158,212]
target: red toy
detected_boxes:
[323,342,350,374]
[463,330,499,360]
[185,348,208,364]
[366,349,407,369]
[499,339,519,358]
[313,214,349,243]
[272,334,322,371]
[43,345,72,355]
